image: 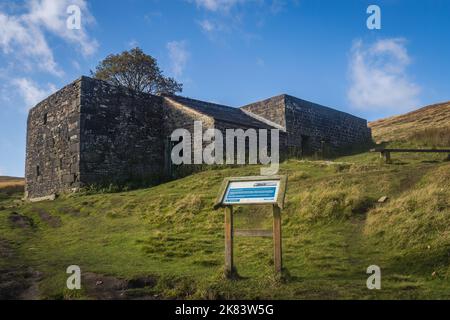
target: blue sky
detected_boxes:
[1,0,450,177]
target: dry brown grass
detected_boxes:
[369,101,450,144]
[409,127,450,147]
[0,177,24,186]
[0,177,24,194]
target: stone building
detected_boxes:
[25,76,371,200]
[242,94,372,155]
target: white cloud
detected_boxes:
[167,41,189,78]
[197,18,232,39]
[12,78,56,110]
[193,0,243,12]
[192,1,286,43]
[198,19,215,32]
[26,0,98,55]
[127,39,139,48]
[269,0,287,14]
[144,11,162,23]
[0,0,98,76]
[72,60,81,71]
[0,11,60,75]
[191,0,297,13]
[347,38,421,113]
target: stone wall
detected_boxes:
[79,77,165,186]
[241,95,286,128]
[214,119,288,162]
[26,77,167,199]
[25,77,372,200]
[241,94,371,155]
[163,96,286,163]
[285,95,372,152]
[162,98,215,177]
[25,79,82,199]
[163,98,214,136]
[161,99,287,171]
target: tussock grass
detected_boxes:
[370,101,450,145]
[1,150,450,299]
[0,178,25,211]
[0,177,24,196]
[364,165,450,250]
[296,184,375,222]
[409,127,450,147]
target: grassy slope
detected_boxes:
[0,177,24,208]
[1,150,449,299]
[0,177,24,193]
[369,101,450,144]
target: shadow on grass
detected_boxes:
[384,246,450,277]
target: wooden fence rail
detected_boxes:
[370,148,450,163]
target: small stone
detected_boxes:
[378,196,388,203]
[96,280,103,286]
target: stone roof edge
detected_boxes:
[240,109,287,132]
[163,96,215,121]
[163,95,278,130]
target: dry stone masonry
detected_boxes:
[25,76,371,200]
[242,95,372,155]
[25,79,82,200]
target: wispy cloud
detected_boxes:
[71,60,81,71]
[144,11,162,24]
[191,0,244,40]
[0,0,98,76]
[12,78,57,111]
[0,11,61,75]
[197,18,232,41]
[269,0,293,14]
[167,41,190,78]
[198,19,216,33]
[191,0,295,44]
[192,0,244,12]
[127,39,139,48]
[192,0,299,12]
[347,38,421,113]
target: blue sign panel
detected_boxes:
[224,180,280,204]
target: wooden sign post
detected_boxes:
[272,204,282,273]
[224,206,234,274]
[214,175,287,277]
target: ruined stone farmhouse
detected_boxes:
[25,76,371,200]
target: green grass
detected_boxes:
[1,148,449,299]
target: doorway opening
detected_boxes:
[301,135,311,157]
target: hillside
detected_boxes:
[0,177,24,204]
[1,150,449,300]
[0,176,24,185]
[369,101,450,145]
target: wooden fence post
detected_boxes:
[273,205,282,274]
[381,151,391,163]
[224,206,234,277]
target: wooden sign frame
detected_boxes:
[214,175,288,277]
